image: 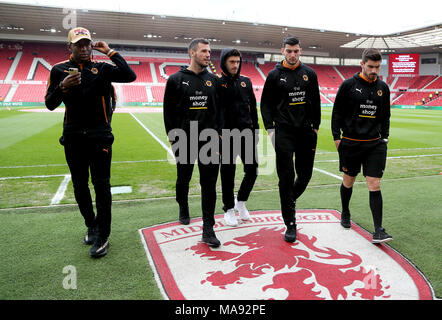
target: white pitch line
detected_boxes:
[0,174,68,180]
[129,112,174,157]
[0,159,168,169]
[387,154,442,159]
[313,167,343,180]
[50,174,71,205]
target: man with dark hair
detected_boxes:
[188,38,209,52]
[331,48,392,244]
[218,48,259,226]
[282,37,300,47]
[261,36,321,242]
[45,27,136,258]
[163,38,222,247]
[362,48,382,64]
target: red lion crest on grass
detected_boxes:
[187,226,391,299]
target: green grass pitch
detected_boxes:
[0,106,441,299]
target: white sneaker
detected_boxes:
[235,198,251,221]
[224,208,238,226]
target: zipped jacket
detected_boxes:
[45,51,136,142]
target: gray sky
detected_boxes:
[2,0,442,35]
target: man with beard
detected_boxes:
[163,38,222,247]
[331,48,392,244]
[261,36,321,243]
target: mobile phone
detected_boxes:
[68,68,79,75]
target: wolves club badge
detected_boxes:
[205,80,212,87]
[139,210,434,300]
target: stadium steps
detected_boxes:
[150,63,158,83]
[4,83,18,102]
[27,57,51,80]
[255,64,267,81]
[4,51,22,81]
[333,66,345,81]
[390,77,399,90]
[392,92,404,104]
[425,94,442,106]
[422,76,441,90]
[320,91,333,104]
[146,85,153,102]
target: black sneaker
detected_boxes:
[83,226,98,245]
[179,205,190,225]
[340,211,351,229]
[202,228,221,248]
[90,237,109,258]
[284,222,297,242]
[372,228,393,244]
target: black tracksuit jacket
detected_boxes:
[163,67,221,136]
[45,52,136,143]
[331,72,390,141]
[261,61,321,131]
[218,48,259,131]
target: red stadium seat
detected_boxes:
[1,41,440,107]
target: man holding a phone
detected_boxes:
[45,27,136,258]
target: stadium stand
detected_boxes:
[321,88,338,103]
[424,76,442,90]
[425,94,442,106]
[394,77,414,90]
[0,41,440,106]
[0,46,16,80]
[0,84,11,101]
[128,62,153,83]
[120,85,148,104]
[393,91,437,106]
[151,86,166,103]
[409,75,438,89]
[336,66,360,80]
[307,65,342,88]
[258,62,276,77]
[12,84,47,102]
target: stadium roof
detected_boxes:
[0,1,441,58]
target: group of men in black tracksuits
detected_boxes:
[163,36,392,248]
[163,40,260,247]
[45,28,392,258]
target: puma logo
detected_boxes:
[182,81,190,86]
[356,88,362,93]
[280,78,287,83]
